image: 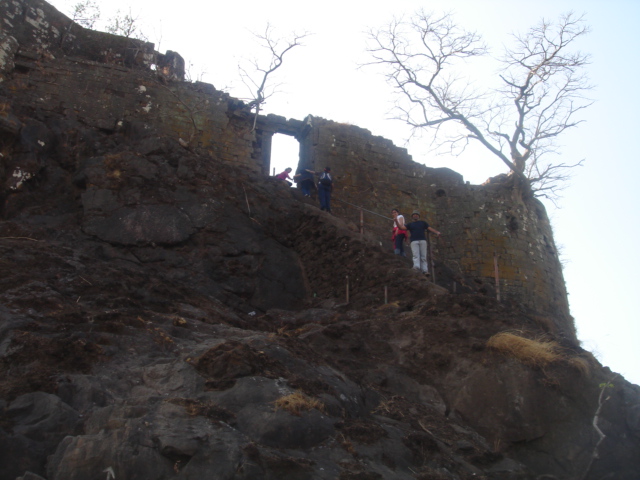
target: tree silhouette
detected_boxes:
[368,11,592,199]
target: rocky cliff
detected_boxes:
[1,1,639,479]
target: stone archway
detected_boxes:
[255,115,312,177]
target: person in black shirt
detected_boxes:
[405,210,441,276]
[294,167,314,196]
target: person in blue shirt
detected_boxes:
[405,210,441,276]
[309,166,333,212]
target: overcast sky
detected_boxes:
[50,0,640,385]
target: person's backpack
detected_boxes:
[319,172,332,186]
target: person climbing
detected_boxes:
[309,166,333,212]
[405,210,441,276]
[293,166,315,197]
[391,208,408,256]
[275,167,293,185]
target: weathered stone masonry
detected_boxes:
[1,0,571,334]
[290,117,570,331]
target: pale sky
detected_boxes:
[50,0,640,385]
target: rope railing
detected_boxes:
[333,197,392,221]
[296,186,502,302]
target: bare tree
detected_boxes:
[69,0,100,29]
[60,0,100,46]
[239,24,309,131]
[581,375,617,480]
[367,11,592,199]
[62,3,148,44]
[106,8,147,41]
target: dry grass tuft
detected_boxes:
[274,391,324,416]
[292,324,318,336]
[172,316,188,327]
[166,397,235,423]
[488,331,594,376]
[375,301,401,313]
[379,301,400,308]
[567,356,592,376]
[487,332,563,368]
[337,433,357,455]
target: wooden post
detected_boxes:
[427,234,436,283]
[494,251,501,302]
[346,275,350,304]
[384,286,388,305]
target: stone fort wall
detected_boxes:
[294,117,571,337]
[0,0,573,336]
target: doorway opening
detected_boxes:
[270,134,300,185]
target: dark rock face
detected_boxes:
[0,1,639,479]
[0,121,638,480]
[83,203,196,245]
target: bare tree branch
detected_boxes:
[580,375,618,480]
[367,10,592,199]
[238,24,310,131]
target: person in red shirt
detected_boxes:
[275,168,293,185]
[391,208,408,256]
